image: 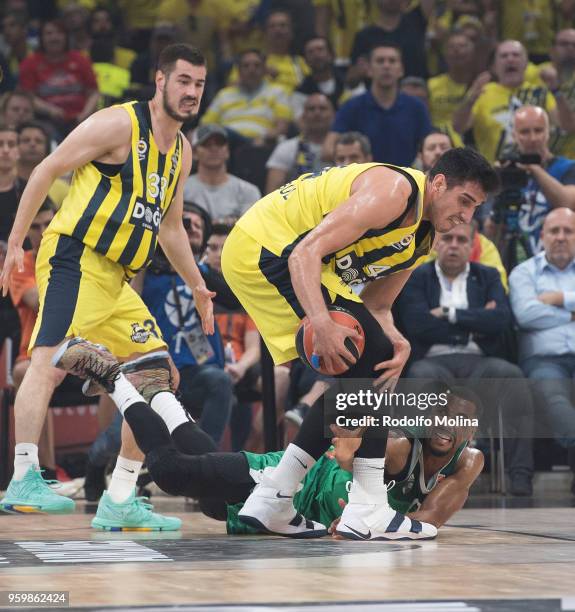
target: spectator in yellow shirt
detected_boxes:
[428,31,483,128]
[539,28,575,158]
[453,40,561,163]
[203,49,292,144]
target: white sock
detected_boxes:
[151,392,191,433]
[266,443,315,495]
[14,443,39,480]
[351,457,389,504]
[107,456,143,503]
[109,373,146,415]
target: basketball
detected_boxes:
[295,306,365,375]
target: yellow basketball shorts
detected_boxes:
[221,225,361,365]
[30,232,166,358]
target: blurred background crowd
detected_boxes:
[1,0,575,502]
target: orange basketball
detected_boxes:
[295,306,365,375]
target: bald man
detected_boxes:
[492,105,575,255]
[509,207,575,495]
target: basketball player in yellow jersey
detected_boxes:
[0,44,218,530]
[221,148,499,539]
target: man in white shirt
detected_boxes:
[184,124,261,221]
[397,223,534,495]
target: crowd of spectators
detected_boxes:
[1,0,575,499]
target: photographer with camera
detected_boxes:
[487,105,575,271]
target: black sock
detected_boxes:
[123,402,172,454]
[292,396,330,460]
[355,432,388,459]
[171,420,217,455]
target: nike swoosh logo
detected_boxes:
[276,492,292,499]
[121,467,135,473]
[367,466,385,470]
[16,453,29,456]
[344,524,372,539]
[295,457,308,469]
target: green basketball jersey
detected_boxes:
[225,441,466,534]
[387,439,467,514]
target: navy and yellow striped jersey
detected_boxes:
[49,100,183,277]
[236,163,435,292]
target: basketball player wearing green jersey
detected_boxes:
[0,44,217,530]
[39,368,482,536]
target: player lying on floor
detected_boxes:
[192,385,485,536]
[50,339,483,535]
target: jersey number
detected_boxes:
[148,173,167,201]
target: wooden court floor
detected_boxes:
[0,497,574,611]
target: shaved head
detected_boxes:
[513,105,550,157]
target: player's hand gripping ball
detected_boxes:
[295,306,365,375]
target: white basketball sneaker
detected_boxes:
[335,480,438,541]
[238,470,327,538]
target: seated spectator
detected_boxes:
[0,123,23,242]
[89,6,136,70]
[333,131,372,165]
[539,29,575,158]
[17,121,69,208]
[292,36,345,118]
[486,106,575,265]
[203,223,291,450]
[509,207,575,494]
[88,7,134,106]
[184,124,261,220]
[350,0,433,79]
[2,10,33,81]
[262,9,309,93]
[313,0,378,74]
[428,31,485,135]
[323,44,431,165]
[129,23,177,100]
[18,19,99,136]
[266,93,334,193]
[417,130,508,289]
[0,51,14,94]
[202,49,292,145]
[453,40,564,163]
[1,90,34,127]
[226,10,309,94]
[397,222,534,495]
[8,201,56,479]
[61,3,91,53]
[140,203,236,446]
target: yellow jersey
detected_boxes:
[471,82,556,163]
[236,163,434,290]
[49,100,183,277]
[428,73,467,127]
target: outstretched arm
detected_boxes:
[1,106,132,295]
[158,138,215,334]
[409,448,484,527]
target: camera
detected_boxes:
[492,152,542,225]
[496,152,541,191]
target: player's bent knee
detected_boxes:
[147,445,188,496]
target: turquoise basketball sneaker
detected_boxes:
[0,466,76,514]
[91,490,182,531]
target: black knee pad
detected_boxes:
[171,420,217,455]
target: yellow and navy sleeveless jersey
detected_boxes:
[236,163,434,288]
[49,100,183,277]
